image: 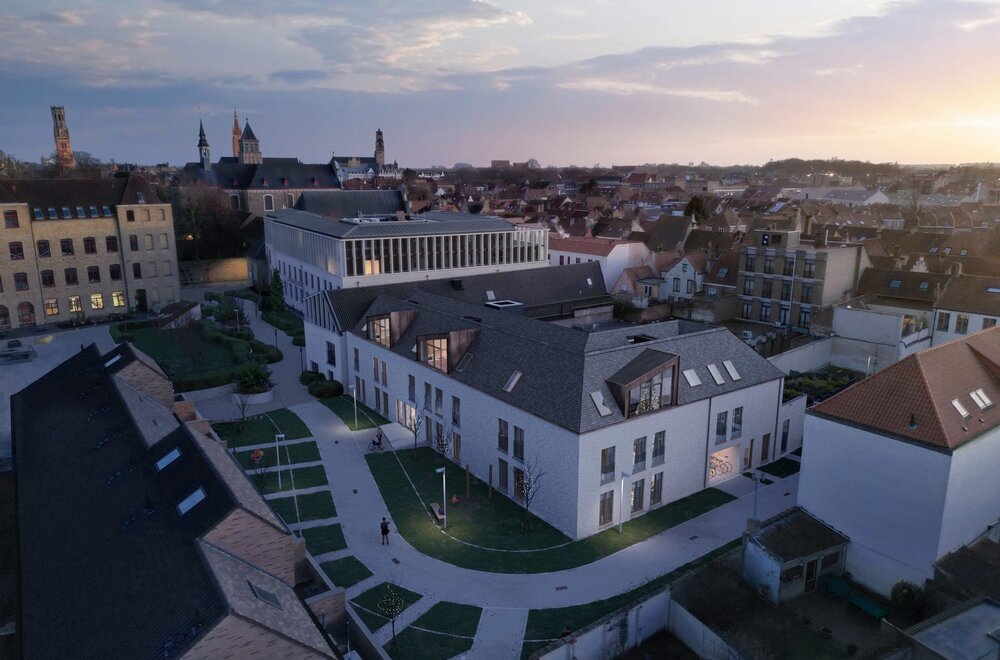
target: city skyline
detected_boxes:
[4,0,1000,167]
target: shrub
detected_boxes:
[300,371,325,385]
[292,334,305,346]
[891,580,924,619]
[204,292,222,302]
[308,380,343,399]
[234,361,273,394]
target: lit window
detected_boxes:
[951,399,971,419]
[420,336,448,373]
[155,448,181,471]
[112,291,126,307]
[68,295,82,312]
[90,293,104,310]
[177,487,206,515]
[367,315,390,346]
[43,298,59,316]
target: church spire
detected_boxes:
[198,120,211,170]
[232,109,240,158]
[198,119,208,148]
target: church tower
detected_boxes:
[51,106,75,170]
[232,109,240,158]
[238,120,262,165]
[374,128,385,167]
[198,120,211,170]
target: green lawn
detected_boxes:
[213,408,311,448]
[263,308,305,337]
[367,448,735,573]
[322,395,390,431]
[412,602,482,637]
[351,582,422,632]
[321,556,373,588]
[235,441,321,469]
[759,457,801,478]
[522,540,740,657]
[268,490,337,523]
[260,465,328,494]
[386,628,473,660]
[301,523,347,555]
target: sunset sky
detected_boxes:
[3,0,1000,167]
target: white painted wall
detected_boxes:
[798,414,952,595]
[743,542,782,605]
[767,337,832,375]
[932,309,1000,346]
[938,428,1000,558]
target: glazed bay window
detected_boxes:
[731,407,743,439]
[600,446,615,484]
[419,336,449,373]
[513,426,524,461]
[650,472,663,505]
[599,490,614,526]
[716,410,728,444]
[629,370,670,416]
[652,431,665,465]
[633,436,647,471]
[367,314,390,346]
[630,479,645,513]
[498,419,509,452]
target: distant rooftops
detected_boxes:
[268,207,519,239]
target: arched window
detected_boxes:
[263,194,274,211]
[0,305,9,331]
[17,302,35,326]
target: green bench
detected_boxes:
[849,593,887,621]
[824,574,851,599]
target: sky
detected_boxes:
[3,0,1000,167]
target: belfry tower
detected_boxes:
[232,109,240,158]
[198,120,211,170]
[374,128,385,167]
[51,106,75,170]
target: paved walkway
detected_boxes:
[289,399,801,654]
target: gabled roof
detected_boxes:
[181,158,341,191]
[0,173,163,208]
[857,268,950,304]
[644,216,691,252]
[811,326,1000,450]
[936,275,1000,317]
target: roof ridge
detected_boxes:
[911,350,951,442]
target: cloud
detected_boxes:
[543,32,602,42]
[556,78,758,103]
[815,65,863,76]
[35,10,86,26]
[270,69,329,84]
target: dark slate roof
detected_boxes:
[319,262,609,332]
[645,216,691,252]
[857,268,950,305]
[0,173,163,208]
[351,291,783,433]
[181,157,341,191]
[268,208,515,239]
[241,121,257,141]
[295,189,407,218]
[12,346,234,659]
[936,539,1000,600]
[935,275,1000,316]
[752,507,848,560]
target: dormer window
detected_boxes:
[606,349,678,419]
[630,370,670,416]
[367,315,390,347]
[419,335,449,373]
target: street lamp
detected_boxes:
[275,433,286,491]
[619,471,630,535]
[436,467,447,529]
[348,384,357,430]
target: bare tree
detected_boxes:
[232,393,255,453]
[378,584,406,653]
[520,456,546,533]
[434,424,454,457]
[410,415,423,453]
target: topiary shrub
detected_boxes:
[234,361,273,394]
[308,379,343,399]
[300,371,325,385]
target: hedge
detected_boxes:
[292,334,305,346]
[110,319,157,343]
[300,371,325,385]
[308,380,344,399]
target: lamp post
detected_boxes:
[619,471,630,535]
[436,467,447,529]
[275,433,286,491]
[349,384,358,430]
[274,328,278,349]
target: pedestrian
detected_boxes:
[380,517,390,545]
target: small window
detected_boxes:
[126,210,135,222]
[89,206,99,217]
[47,207,58,219]
[707,363,725,385]
[951,398,971,419]
[716,267,729,278]
[503,371,522,393]
[889,279,902,289]
[248,582,282,609]
[970,388,993,410]
[919,281,929,290]
[33,208,43,220]
[722,360,741,381]
[75,206,86,218]
[177,487,206,515]
[683,369,702,387]
[155,448,181,471]
[136,192,145,204]
[102,206,112,217]
[61,206,72,218]
[3,210,18,228]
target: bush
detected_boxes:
[891,581,924,620]
[300,371,325,385]
[248,340,282,363]
[204,292,222,302]
[234,361,273,394]
[309,380,343,399]
[292,334,305,346]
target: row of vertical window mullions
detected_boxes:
[343,231,544,277]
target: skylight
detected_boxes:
[716,267,729,278]
[455,353,473,372]
[155,448,181,471]
[248,582,282,609]
[590,391,613,417]
[136,192,145,203]
[503,371,522,393]
[960,249,968,256]
[989,288,1000,295]
[919,282,929,290]
[486,290,496,301]
[683,369,702,387]
[104,354,122,368]
[33,208,43,220]
[970,388,993,410]
[48,207,58,219]
[722,360,741,381]
[176,487,206,515]
[586,277,593,286]
[706,363,725,385]
[889,279,902,289]
[75,206,85,218]
[930,246,939,253]
[951,399,971,419]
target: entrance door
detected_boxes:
[804,559,819,592]
[761,433,771,463]
[781,420,789,453]
[135,288,147,312]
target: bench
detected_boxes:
[429,502,445,524]
[824,574,851,600]
[848,593,887,621]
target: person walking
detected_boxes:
[380,517,390,545]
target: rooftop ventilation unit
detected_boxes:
[485,300,523,314]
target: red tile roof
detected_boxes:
[812,327,1000,450]
[548,235,637,256]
